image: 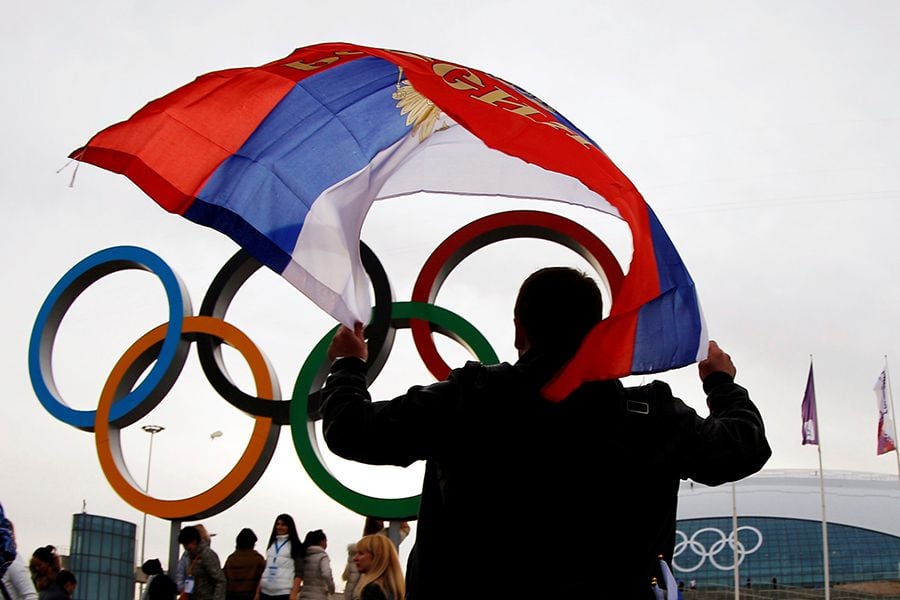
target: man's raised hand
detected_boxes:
[327,322,368,362]
[698,340,736,381]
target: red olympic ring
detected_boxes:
[94,316,279,520]
[410,210,625,380]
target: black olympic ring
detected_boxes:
[196,242,395,425]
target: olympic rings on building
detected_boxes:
[95,316,280,520]
[28,246,192,431]
[29,211,624,521]
[672,526,764,573]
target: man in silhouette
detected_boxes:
[322,267,771,599]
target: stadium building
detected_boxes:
[674,470,900,590]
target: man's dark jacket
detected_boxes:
[322,350,771,599]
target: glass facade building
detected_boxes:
[676,471,900,590]
[68,513,136,600]
[673,516,900,588]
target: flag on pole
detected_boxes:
[874,369,897,455]
[801,362,819,445]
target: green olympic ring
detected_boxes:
[290,301,500,520]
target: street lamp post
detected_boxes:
[139,425,165,578]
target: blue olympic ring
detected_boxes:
[28,246,192,430]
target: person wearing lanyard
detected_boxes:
[177,527,225,600]
[256,515,303,600]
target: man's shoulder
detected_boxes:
[445,361,522,396]
[228,549,264,564]
[451,361,636,404]
[453,359,516,375]
[622,379,674,402]
[199,546,222,565]
[618,379,702,425]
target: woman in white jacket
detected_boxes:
[1,554,38,600]
[0,510,37,600]
[256,514,303,600]
[298,531,333,600]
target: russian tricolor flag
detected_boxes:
[72,42,707,399]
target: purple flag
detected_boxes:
[801,363,819,445]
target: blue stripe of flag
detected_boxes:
[186,57,411,272]
[631,207,703,373]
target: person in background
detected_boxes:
[143,559,177,600]
[30,569,70,600]
[177,526,225,600]
[341,543,360,600]
[28,547,60,597]
[0,508,37,600]
[364,519,410,548]
[343,520,380,600]
[223,529,265,600]
[256,515,302,600]
[142,559,163,600]
[54,571,75,599]
[351,536,404,600]
[298,530,333,600]
[1,552,37,600]
[343,519,408,600]
[176,525,212,594]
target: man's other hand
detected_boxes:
[698,340,736,381]
[327,322,368,362]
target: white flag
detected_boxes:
[874,370,897,455]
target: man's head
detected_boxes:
[141,558,163,576]
[235,528,257,551]
[57,570,77,597]
[178,526,201,555]
[513,267,603,358]
[303,529,327,549]
[363,517,384,536]
[30,545,59,576]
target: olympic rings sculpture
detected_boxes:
[29,210,624,521]
[672,526,764,573]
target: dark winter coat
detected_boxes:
[322,350,771,599]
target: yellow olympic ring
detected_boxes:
[94,316,280,520]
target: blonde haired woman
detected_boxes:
[351,535,404,600]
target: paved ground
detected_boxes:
[836,580,900,596]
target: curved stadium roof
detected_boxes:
[678,469,900,536]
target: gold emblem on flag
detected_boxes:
[393,70,448,142]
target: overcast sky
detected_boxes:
[2,0,899,587]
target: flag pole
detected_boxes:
[731,482,739,600]
[884,356,900,484]
[804,355,831,599]
[817,438,831,600]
